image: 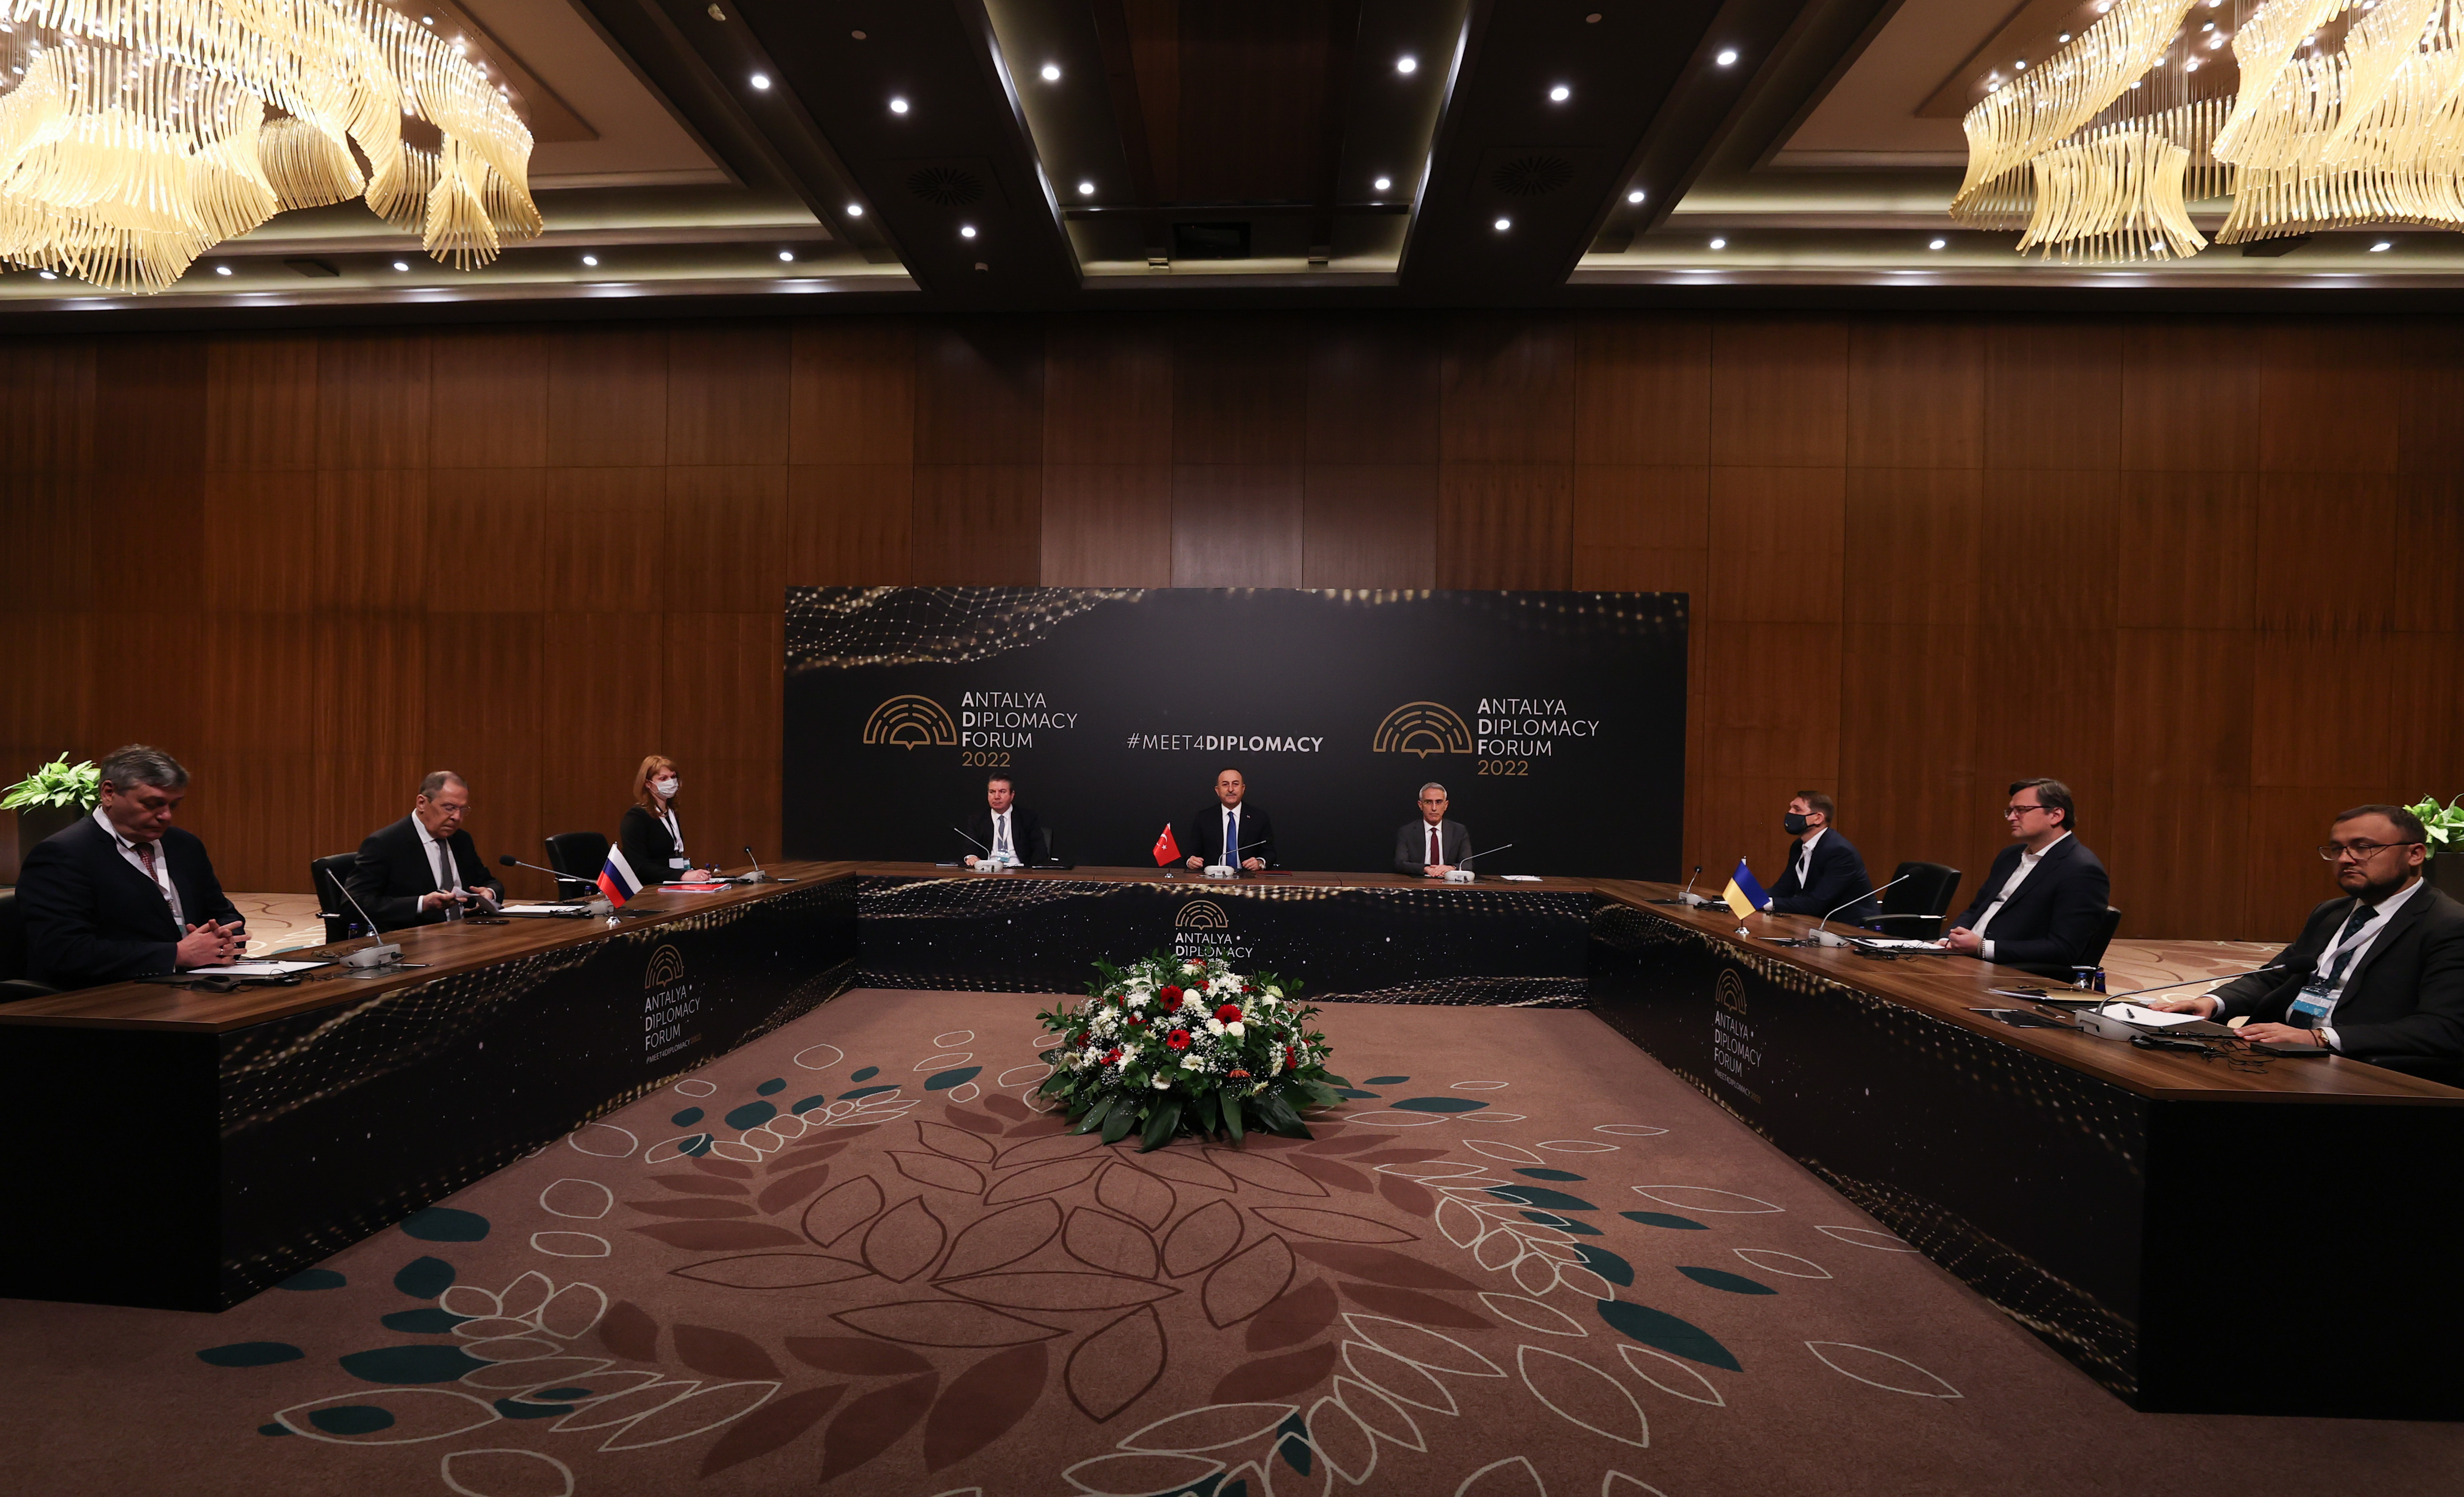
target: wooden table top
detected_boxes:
[0,861,862,1034]
[847,862,1602,891]
[1594,880,2464,1106]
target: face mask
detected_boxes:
[654,778,679,798]
[1782,812,1810,836]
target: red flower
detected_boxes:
[1284,1050,1300,1071]
[1226,1068,1251,1080]
[1125,1014,1145,1027]
[1159,985,1183,1003]
[1166,1029,1192,1051]
[1103,1047,1123,1066]
[1215,1003,1243,1023]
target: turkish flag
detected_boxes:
[1152,823,1181,866]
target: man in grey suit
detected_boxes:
[1394,783,1472,876]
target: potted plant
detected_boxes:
[2,754,100,884]
[2409,794,2464,900]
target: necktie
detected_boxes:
[1429,824,1441,866]
[134,840,184,926]
[135,840,163,897]
[435,835,458,893]
[994,814,1008,858]
[1799,842,1812,882]
[2320,901,2380,985]
[1225,810,1237,864]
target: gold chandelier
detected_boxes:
[0,0,539,293]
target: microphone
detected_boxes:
[2071,964,2288,1042]
[954,825,1013,871]
[499,855,612,913]
[331,876,403,970]
[1446,844,1513,883]
[1809,874,1912,947]
[740,845,796,883]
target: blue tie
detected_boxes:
[1224,809,1237,865]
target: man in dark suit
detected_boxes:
[1181,767,1276,871]
[2150,804,2464,1069]
[1394,782,1471,876]
[18,744,245,989]
[1939,777,2111,979]
[1763,791,1879,924]
[964,773,1045,867]
[346,770,504,931]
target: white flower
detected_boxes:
[1125,992,1149,1009]
[1151,1075,1172,1089]
[1180,991,1204,1012]
[1227,1021,1245,1038]
[1183,961,1203,975]
[1204,1017,1226,1036]
[1263,986,1282,1000]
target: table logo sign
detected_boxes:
[1174,899,1230,929]
[1372,701,1475,758]
[1172,896,1250,961]
[861,694,959,749]
[643,943,701,1061]
[1712,968,1761,1103]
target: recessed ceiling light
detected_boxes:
[2058,31,2071,41]
[38,270,55,279]
[961,225,977,239]
[1493,217,1511,231]
[1374,175,1392,192]
[421,14,432,23]
[1587,11,1602,21]
[2015,58,2027,69]
[2129,80,2143,89]
[1548,84,1570,102]
[1929,238,1946,250]
[1708,237,1726,249]
[215,264,231,275]
[889,96,909,113]
[1627,189,1645,203]
[851,29,865,40]
[750,73,769,90]
[1040,64,1060,82]
[847,203,864,216]
[1715,48,1737,66]
[779,250,795,262]
[2372,240,2393,251]
[581,255,597,266]
[1395,55,1417,74]
[393,260,409,271]
[1077,180,1095,196]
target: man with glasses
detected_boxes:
[1394,783,1471,876]
[346,771,504,931]
[1938,777,2110,979]
[2146,805,2464,1069]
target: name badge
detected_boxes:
[670,857,689,869]
[2289,981,2335,1019]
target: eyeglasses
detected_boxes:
[2004,803,2046,818]
[2317,840,2421,861]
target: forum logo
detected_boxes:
[1371,701,1474,758]
[1171,897,1249,961]
[1174,899,1231,930]
[862,694,959,749]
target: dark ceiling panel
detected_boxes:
[1171,0,1337,204]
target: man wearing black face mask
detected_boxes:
[1763,792,1879,925]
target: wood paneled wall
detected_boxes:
[4,310,2459,936]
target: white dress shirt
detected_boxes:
[1792,828,1825,889]
[93,807,184,928]
[1971,831,2068,961]
[415,816,464,895]
[2282,876,2427,1053]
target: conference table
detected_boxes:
[1,863,2455,1420]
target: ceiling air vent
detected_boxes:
[1491,154,1574,198]
[906,165,987,207]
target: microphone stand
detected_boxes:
[498,855,613,915]
[1797,873,1913,947]
[1445,845,1513,883]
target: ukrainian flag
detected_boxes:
[1721,858,1771,921]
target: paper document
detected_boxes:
[2102,1003,2206,1030]
[503,903,593,916]
[183,960,330,976]
[1850,936,1950,951]
[1499,874,1542,883]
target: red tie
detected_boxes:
[135,840,158,884]
[1429,824,1440,866]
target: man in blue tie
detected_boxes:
[1182,767,1277,872]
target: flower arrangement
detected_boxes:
[2406,794,2464,853]
[1,753,101,813]
[1035,952,1348,1151]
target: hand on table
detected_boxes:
[175,919,244,968]
[1424,864,1454,877]
[420,889,464,914]
[1241,857,1266,871]
[1186,855,1204,870]
[964,855,981,868]
[1938,926,1983,955]
[2236,1022,2323,1048]
[2143,995,2220,1018]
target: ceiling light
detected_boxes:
[847,203,864,216]
[779,250,795,261]
[2015,59,2027,69]
[1396,55,1417,74]
[2058,31,2071,41]
[2200,19,2214,28]
[1374,175,1392,192]
[1708,237,1726,248]
[392,260,409,271]
[1715,49,1737,66]
[1549,84,1570,102]
[749,73,769,90]
[421,14,432,22]
[1077,181,1094,196]
[1040,64,1060,82]
[1627,189,1645,203]
[2129,79,2143,89]
[2372,240,2393,251]
[215,264,231,275]
[581,255,598,266]
[1929,238,1946,249]
[2185,59,2199,70]
[851,29,866,39]
[961,225,977,239]
[889,96,909,113]
[1493,217,1511,231]
[37,270,55,279]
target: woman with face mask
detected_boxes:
[619,755,719,887]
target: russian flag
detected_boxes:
[1721,857,1771,921]
[597,848,643,907]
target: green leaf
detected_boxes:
[1137,1097,1183,1153]
[1070,1095,1114,1135]
[1258,1094,1312,1139]
[1100,1101,1139,1145]
[1222,1094,1246,1144]
[1192,1090,1221,1137]
[1322,1073,1353,1088]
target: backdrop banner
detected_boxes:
[785,588,1687,879]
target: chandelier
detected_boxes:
[0,0,539,293]
[1954,0,2464,261]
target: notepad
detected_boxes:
[181,960,330,977]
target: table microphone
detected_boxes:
[498,855,613,913]
[1652,866,1713,906]
[1809,873,1913,947]
[1446,844,1512,883]
[2072,964,2289,1041]
[332,879,402,969]
[742,846,796,882]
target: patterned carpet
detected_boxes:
[1,989,2453,1497]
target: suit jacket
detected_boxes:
[1765,831,1880,924]
[346,815,504,931]
[1394,819,1472,875]
[1180,803,1277,867]
[19,815,241,989]
[2208,883,2464,1066]
[619,804,697,887]
[1949,834,2111,979]
[965,806,1047,864]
